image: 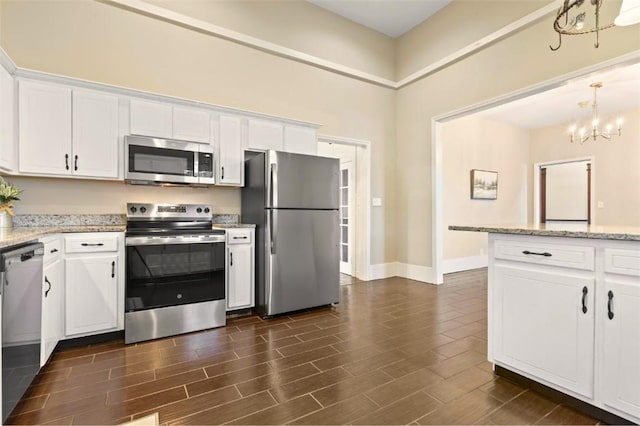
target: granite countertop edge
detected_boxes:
[0,225,126,249]
[449,225,640,241]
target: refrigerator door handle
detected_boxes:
[270,162,278,208]
[270,209,277,254]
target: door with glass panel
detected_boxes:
[340,161,355,275]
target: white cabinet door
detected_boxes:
[227,244,254,310]
[218,115,244,186]
[19,80,72,175]
[493,264,595,398]
[42,258,64,366]
[72,90,119,178]
[0,65,16,172]
[173,106,210,143]
[247,119,283,151]
[602,277,640,419]
[284,125,317,155]
[65,254,118,336]
[129,99,172,139]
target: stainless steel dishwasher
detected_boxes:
[0,242,44,424]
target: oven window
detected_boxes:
[129,145,195,176]
[125,242,225,311]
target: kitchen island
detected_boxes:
[451,224,640,424]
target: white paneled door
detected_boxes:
[340,161,355,275]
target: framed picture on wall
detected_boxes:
[470,169,498,200]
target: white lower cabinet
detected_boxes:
[493,265,595,398]
[64,233,122,337]
[226,228,255,310]
[489,235,640,423]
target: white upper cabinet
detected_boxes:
[19,80,120,179]
[216,114,244,186]
[173,106,210,143]
[284,125,317,155]
[19,80,73,175]
[0,65,16,172]
[72,90,119,178]
[247,118,283,151]
[129,99,172,139]
[129,99,211,143]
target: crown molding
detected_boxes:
[101,0,559,90]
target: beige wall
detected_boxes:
[147,0,396,81]
[530,108,640,227]
[0,0,397,264]
[396,0,639,268]
[443,116,529,260]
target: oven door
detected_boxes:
[125,135,200,184]
[125,235,225,312]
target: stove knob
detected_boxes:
[129,206,137,213]
[204,207,210,214]
[140,206,147,214]
[196,207,203,214]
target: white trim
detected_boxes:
[103,0,559,90]
[396,263,437,284]
[0,47,17,74]
[318,133,372,282]
[432,51,640,285]
[395,2,559,88]
[442,255,488,274]
[533,156,595,225]
[368,262,398,280]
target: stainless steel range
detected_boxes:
[124,203,226,344]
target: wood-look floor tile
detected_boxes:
[204,349,282,377]
[381,351,445,378]
[443,321,487,340]
[109,349,200,379]
[229,394,322,425]
[133,385,242,424]
[425,366,495,403]
[352,391,441,425]
[233,335,302,358]
[9,393,49,415]
[106,369,205,405]
[260,323,321,341]
[273,366,352,402]
[42,415,73,425]
[154,349,238,379]
[168,391,277,425]
[416,389,502,424]
[433,335,487,358]
[275,335,341,357]
[186,362,271,397]
[479,377,526,403]
[428,349,486,379]
[481,390,559,425]
[536,404,600,425]
[289,394,378,424]
[236,362,320,398]
[365,367,443,407]
[311,368,393,407]
[269,345,338,370]
[312,345,382,371]
[398,334,455,357]
[6,394,106,425]
[342,349,407,376]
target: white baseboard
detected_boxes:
[442,255,488,274]
[368,262,398,280]
[396,263,437,284]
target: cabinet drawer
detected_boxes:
[605,248,640,277]
[227,229,253,245]
[65,233,119,253]
[41,236,62,264]
[494,239,594,271]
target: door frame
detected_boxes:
[339,160,356,276]
[431,51,640,285]
[318,134,371,281]
[533,157,594,225]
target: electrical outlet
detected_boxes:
[597,201,604,208]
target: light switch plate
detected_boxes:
[372,198,382,207]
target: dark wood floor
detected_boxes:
[8,269,600,425]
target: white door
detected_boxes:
[129,99,172,139]
[72,90,119,178]
[19,80,72,175]
[246,119,283,151]
[218,115,244,185]
[602,277,640,419]
[493,265,595,398]
[227,244,254,310]
[65,255,118,336]
[173,106,210,143]
[42,258,64,366]
[340,161,355,275]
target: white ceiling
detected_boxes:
[307,0,452,38]
[477,62,640,130]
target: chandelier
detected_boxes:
[551,0,640,51]
[569,83,622,144]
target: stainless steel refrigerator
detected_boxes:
[242,150,340,317]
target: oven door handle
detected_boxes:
[125,236,225,246]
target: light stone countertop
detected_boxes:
[0,225,126,249]
[449,223,640,241]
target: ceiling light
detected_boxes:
[569,82,622,144]
[551,0,615,51]
[615,0,640,26]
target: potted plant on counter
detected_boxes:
[0,177,22,228]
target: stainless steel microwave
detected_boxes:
[125,135,215,186]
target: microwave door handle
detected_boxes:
[194,151,199,178]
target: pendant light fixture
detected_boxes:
[569,83,622,144]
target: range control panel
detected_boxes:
[126,203,212,220]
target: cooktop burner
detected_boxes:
[125,203,219,235]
